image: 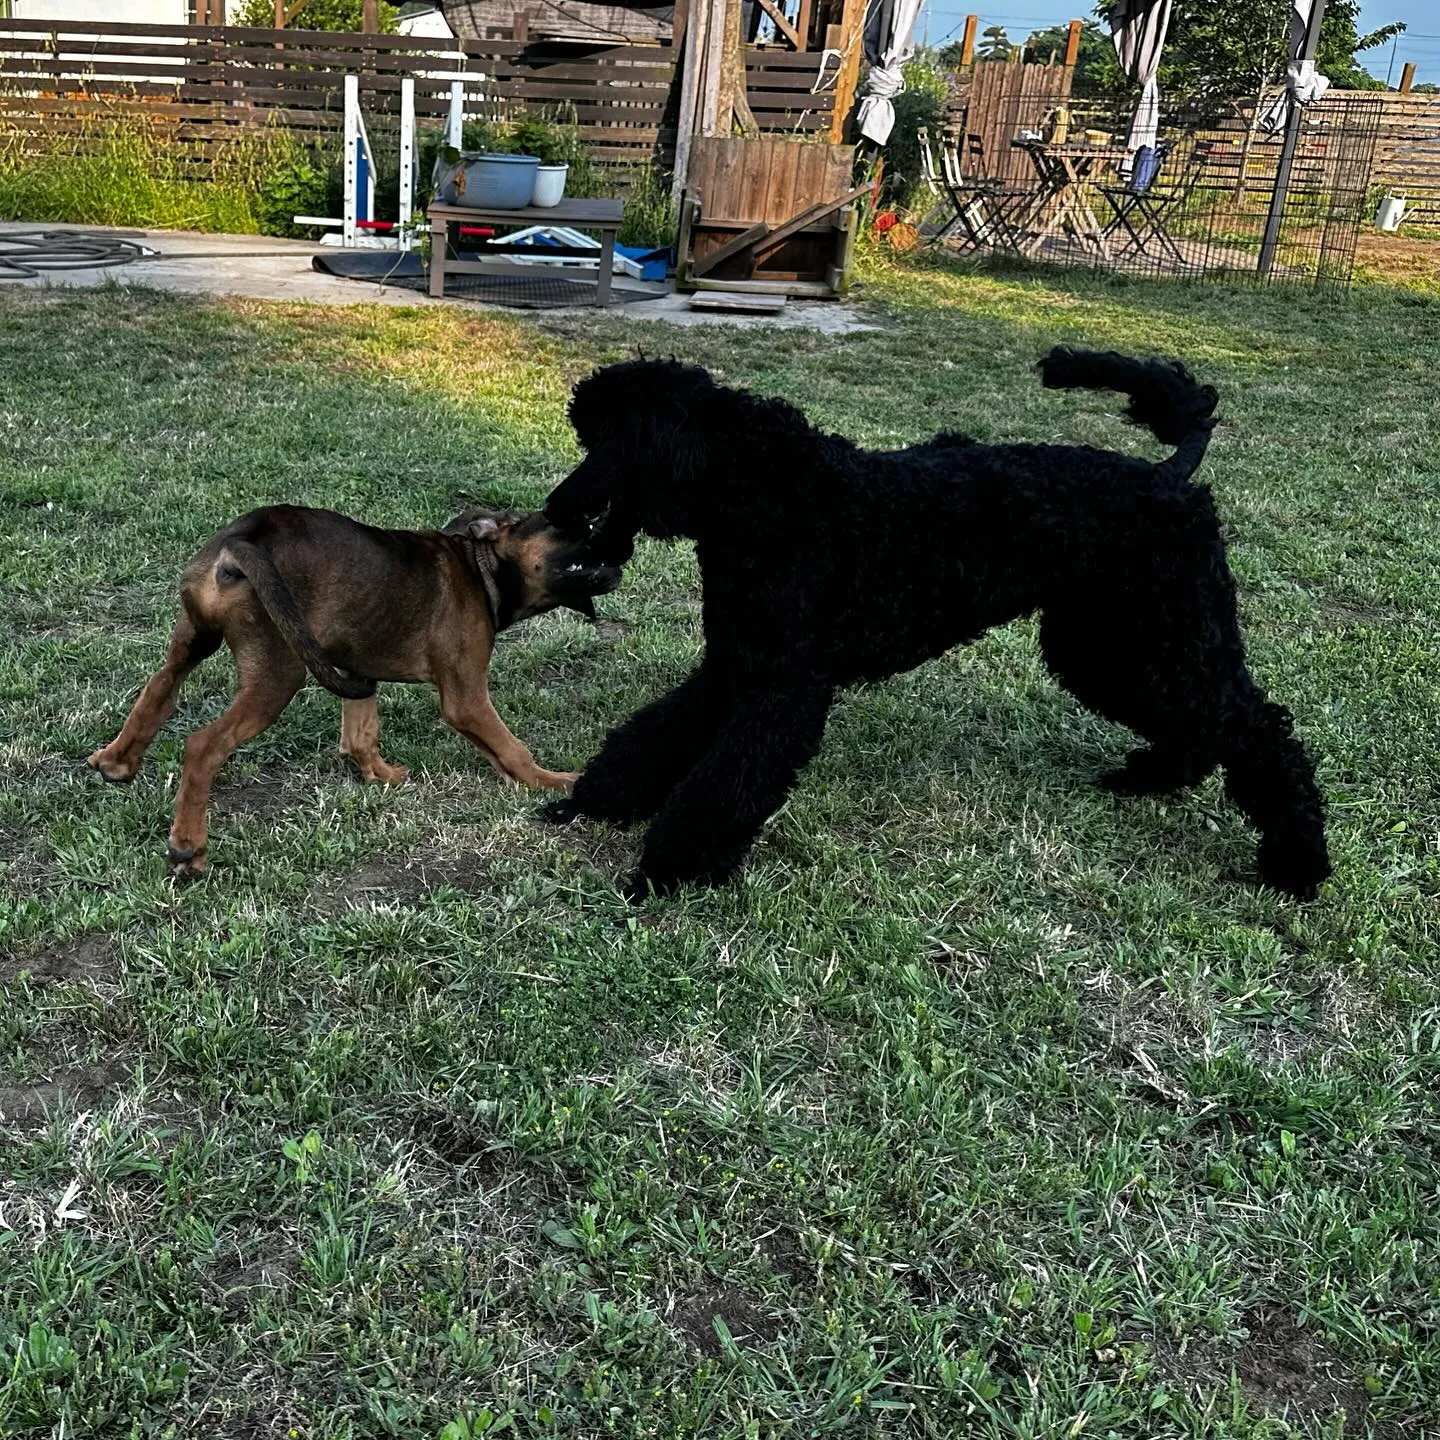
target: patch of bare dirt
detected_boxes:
[0,932,119,987]
[210,1251,301,1314]
[671,1286,779,1357]
[1314,594,1402,630]
[592,617,634,642]
[0,1058,131,1128]
[210,771,292,818]
[1165,1307,1369,1429]
[310,851,496,913]
[1354,232,1440,289]
[407,1107,507,1173]
[757,1227,808,1281]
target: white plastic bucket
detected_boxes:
[1375,193,1407,232]
[531,164,568,208]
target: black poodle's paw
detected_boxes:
[622,870,677,905]
[1096,765,1155,796]
[539,797,582,826]
[1256,834,1331,902]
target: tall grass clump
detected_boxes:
[0,113,280,232]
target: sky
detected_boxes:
[919,1,1440,89]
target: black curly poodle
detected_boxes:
[542,347,1330,903]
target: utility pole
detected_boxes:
[1258,0,1327,280]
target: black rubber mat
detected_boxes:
[311,250,662,307]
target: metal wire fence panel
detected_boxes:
[930,87,1387,290]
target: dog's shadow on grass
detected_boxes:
[816,678,1261,891]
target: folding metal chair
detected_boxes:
[1100,139,1218,265]
[916,127,1028,254]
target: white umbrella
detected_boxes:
[1258,0,1331,134]
[857,0,926,147]
[1109,0,1174,153]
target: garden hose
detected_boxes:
[0,231,155,281]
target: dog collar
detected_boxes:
[473,548,503,631]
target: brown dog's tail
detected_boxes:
[223,541,376,699]
[1037,346,1218,484]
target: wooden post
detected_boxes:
[795,0,813,51]
[959,14,978,67]
[1063,18,1081,69]
[274,0,285,27]
[513,9,529,43]
[362,0,379,31]
[671,0,712,207]
[827,0,866,143]
[1398,62,1415,94]
[701,0,725,133]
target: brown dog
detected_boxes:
[89,503,619,879]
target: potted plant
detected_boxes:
[507,117,574,207]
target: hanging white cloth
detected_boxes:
[856,0,925,147]
[1109,0,1174,154]
[1258,1,1331,135]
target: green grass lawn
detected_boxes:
[1,262,1438,1439]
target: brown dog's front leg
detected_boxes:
[437,672,577,791]
[339,697,409,785]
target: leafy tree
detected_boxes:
[1095,0,1404,196]
[1095,0,1404,113]
[976,25,1014,62]
[1023,19,1120,92]
[230,0,399,31]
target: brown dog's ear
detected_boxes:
[467,516,503,542]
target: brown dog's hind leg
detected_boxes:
[339,697,409,784]
[167,634,306,881]
[89,613,222,782]
[436,670,577,792]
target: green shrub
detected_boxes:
[254,133,340,237]
[616,161,674,248]
[230,0,399,31]
[880,52,950,213]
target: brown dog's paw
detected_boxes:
[534,769,581,792]
[351,758,409,785]
[166,843,208,885]
[87,749,138,784]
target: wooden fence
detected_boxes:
[949,56,1075,183]
[1368,90,1440,227]
[0,18,835,168]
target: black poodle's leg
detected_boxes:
[1039,607,1221,794]
[546,664,726,827]
[1219,689,1330,900]
[625,683,834,901]
[1040,608,1329,899]
[1098,743,1217,795]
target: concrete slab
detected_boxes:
[0,222,878,333]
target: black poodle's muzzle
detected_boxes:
[545,457,640,568]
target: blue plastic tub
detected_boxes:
[442,153,541,210]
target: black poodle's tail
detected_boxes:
[1037,346,1218,482]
